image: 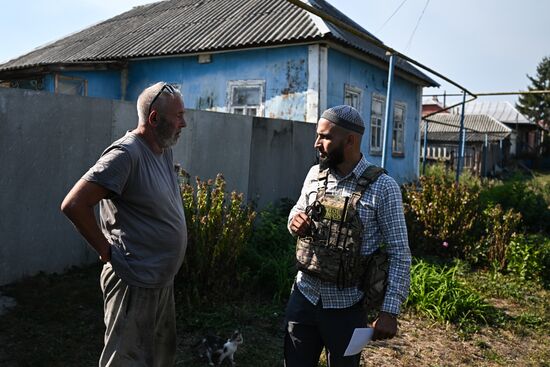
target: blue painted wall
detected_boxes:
[43,71,121,100]
[125,45,309,121]
[36,44,422,183]
[327,49,421,183]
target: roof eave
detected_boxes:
[0,61,127,80]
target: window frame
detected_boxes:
[369,93,385,155]
[344,84,362,112]
[227,80,265,117]
[54,74,88,96]
[392,101,407,156]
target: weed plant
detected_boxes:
[506,234,550,285]
[405,259,493,333]
[239,199,296,303]
[176,172,256,306]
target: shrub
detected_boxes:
[405,259,493,333]
[403,174,480,259]
[479,178,550,233]
[239,199,296,303]
[177,172,256,305]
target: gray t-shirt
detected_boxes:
[83,131,187,288]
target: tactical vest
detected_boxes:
[296,165,386,290]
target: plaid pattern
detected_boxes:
[288,157,411,315]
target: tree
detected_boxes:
[516,56,550,128]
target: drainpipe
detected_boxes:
[422,119,428,175]
[483,133,488,177]
[456,91,467,182]
[381,53,396,169]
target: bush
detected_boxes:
[479,177,550,233]
[239,199,296,303]
[403,174,480,259]
[405,259,493,333]
[177,172,256,305]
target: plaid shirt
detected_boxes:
[288,156,411,315]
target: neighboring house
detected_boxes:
[458,101,543,157]
[0,0,437,183]
[421,113,512,176]
[422,96,447,117]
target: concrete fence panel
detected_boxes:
[0,88,316,285]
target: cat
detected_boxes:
[197,330,244,366]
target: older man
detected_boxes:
[284,105,411,367]
[61,82,187,366]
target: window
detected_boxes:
[344,84,362,111]
[55,74,87,96]
[370,94,385,154]
[228,80,264,116]
[392,102,406,155]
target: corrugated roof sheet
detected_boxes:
[0,0,436,86]
[458,101,533,125]
[421,113,512,142]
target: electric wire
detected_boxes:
[376,0,409,33]
[405,0,430,51]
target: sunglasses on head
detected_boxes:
[148,83,177,116]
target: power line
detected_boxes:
[376,0,409,33]
[405,0,430,51]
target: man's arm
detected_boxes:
[60,179,112,263]
[372,175,412,340]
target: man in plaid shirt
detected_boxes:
[284,105,411,367]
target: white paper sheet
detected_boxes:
[343,328,374,356]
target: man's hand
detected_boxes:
[289,212,312,237]
[372,311,398,340]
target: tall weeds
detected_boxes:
[177,172,256,306]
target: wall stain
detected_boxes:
[196,92,216,110]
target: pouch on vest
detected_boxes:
[359,248,389,310]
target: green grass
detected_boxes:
[460,268,550,334]
[405,259,494,334]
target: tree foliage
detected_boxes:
[516,56,550,128]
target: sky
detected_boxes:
[1,0,549,106]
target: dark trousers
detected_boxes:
[283,287,367,367]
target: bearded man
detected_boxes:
[61,82,187,367]
[284,105,411,367]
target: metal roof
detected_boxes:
[0,0,436,86]
[459,101,533,125]
[422,113,512,142]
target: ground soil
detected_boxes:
[0,264,548,366]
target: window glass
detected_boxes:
[56,75,87,96]
[344,84,362,111]
[392,103,406,155]
[228,80,264,117]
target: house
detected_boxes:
[422,96,447,117]
[0,0,437,183]
[421,113,512,176]
[457,101,543,158]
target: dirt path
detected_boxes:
[361,312,550,366]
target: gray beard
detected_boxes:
[156,118,178,148]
